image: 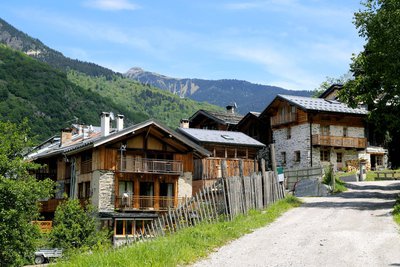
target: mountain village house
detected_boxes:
[260,92,388,172]
[27,113,210,245]
[177,124,265,193]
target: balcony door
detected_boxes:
[140,182,154,209]
[160,182,175,209]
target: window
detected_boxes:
[294,151,301,162]
[78,183,84,199]
[115,220,124,235]
[119,181,133,196]
[287,127,291,139]
[85,181,90,198]
[343,127,348,137]
[320,125,330,136]
[320,149,330,162]
[281,152,286,165]
[81,151,92,174]
[376,155,383,166]
[337,153,343,163]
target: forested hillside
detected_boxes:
[0,44,148,141]
[67,70,222,128]
[0,45,222,142]
[0,18,116,78]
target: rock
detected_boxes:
[294,178,330,197]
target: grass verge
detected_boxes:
[55,195,302,267]
[393,196,400,226]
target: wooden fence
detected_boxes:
[284,166,323,191]
[123,170,285,244]
[376,170,400,180]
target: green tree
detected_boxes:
[339,0,400,166]
[50,199,109,252]
[312,73,351,98]
[0,120,54,266]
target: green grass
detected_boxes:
[332,178,348,193]
[393,197,400,226]
[55,196,302,267]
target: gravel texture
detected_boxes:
[192,181,400,267]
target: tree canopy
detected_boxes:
[340,0,400,132]
[0,120,54,266]
[339,0,400,167]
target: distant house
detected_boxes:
[27,114,209,245]
[260,92,387,171]
[234,111,271,145]
[188,105,244,130]
[177,126,265,193]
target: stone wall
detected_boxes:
[91,170,115,212]
[178,172,192,198]
[274,123,311,169]
[274,123,366,171]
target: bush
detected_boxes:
[49,199,110,254]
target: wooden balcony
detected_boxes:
[312,134,367,149]
[115,195,183,211]
[119,158,183,175]
[193,158,257,180]
[39,199,63,213]
[271,112,297,127]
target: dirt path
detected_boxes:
[192,181,400,267]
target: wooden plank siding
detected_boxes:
[312,134,367,149]
[193,158,257,180]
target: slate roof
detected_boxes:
[27,120,211,160]
[177,128,265,147]
[277,95,368,115]
[190,110,244,125]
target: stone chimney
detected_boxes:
[60,128,73,147]
[100,112,111,137]
[180,119,189,129]
[226,104,235,114]
[116,114,124,131]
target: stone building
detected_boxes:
[27,114,209,244]
[260,94,387,171]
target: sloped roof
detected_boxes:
[177,128,265,147]
[275,95,368,115]
[27,120,211,160]
[189,110,244,125]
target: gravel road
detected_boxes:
[192,181,400,267]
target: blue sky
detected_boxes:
[2,0,364,90]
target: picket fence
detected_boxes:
[127,171,285,243]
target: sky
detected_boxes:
[2,0,365,91]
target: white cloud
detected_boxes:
[83,0,140,11]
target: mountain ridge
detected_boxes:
[124,67,312,113]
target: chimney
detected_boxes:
[60,127,73,147]
[180,119,189,129]
[100,112,111,137]
[226,105,235,114]
[116,114,124,131]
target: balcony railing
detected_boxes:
[271,112,297,126]
[35,172,57,181]
[119,158,183,175]
[115,195,183,211]
[312,134,367,149]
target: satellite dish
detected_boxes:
[110,112,115,121]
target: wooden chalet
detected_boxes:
[27,114,210,245]
[234,111,271,145]
[177,127,265,193]
[188,105,244,131]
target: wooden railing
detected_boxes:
[119,158,183,175]
[271,112,297,126]
[35,172,57,180]
[32,220,53,233]
[115,195,183,211]
[312,135,367,149]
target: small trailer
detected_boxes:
[34,249,63,264]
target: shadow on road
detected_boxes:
[301,181,400,211]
